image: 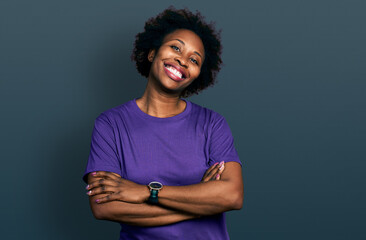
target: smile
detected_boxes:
[164,63,186,81]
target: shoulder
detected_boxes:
[187,100,230,135]
[188,100,226,124]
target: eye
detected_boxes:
[171,45,180,52]
[190,58,199,65]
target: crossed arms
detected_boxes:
[85,161,243,227]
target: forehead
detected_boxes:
[163,29,205,56]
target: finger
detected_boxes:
[206,166,222,182]
[218,163,225,174]
[209,169,220,181]
[202,163,219,179]
[207,161,224,180]
[87,184,118,196]
[214,162,225,180]
[86,171,120,190]
[95,192,120,204]
[202,163,217,179]
[90,171,121,181]
[87,178,119,190]
[87,185,117,196]
[203,165,221,182]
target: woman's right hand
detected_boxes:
[201,161,225,182]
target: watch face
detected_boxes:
[149,181,163,190]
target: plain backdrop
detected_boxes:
[1,0,365,239]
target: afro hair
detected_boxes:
[131,6,223,98]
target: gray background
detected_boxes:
[1,0,365,239]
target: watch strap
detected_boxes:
[148,189,159,204]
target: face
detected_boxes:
[147,29,205,96]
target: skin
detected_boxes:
[86,163,225,226]
[136,28,205,118]
[86,29,244,226]
[88,162,224,204]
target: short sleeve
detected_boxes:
[82,113,122,183]
[209,114,242,167]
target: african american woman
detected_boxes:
[83,6,244,240]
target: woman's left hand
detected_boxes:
[86,171,150,204]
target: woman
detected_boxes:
[83,6,243,240]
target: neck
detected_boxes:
[136,82,186,118]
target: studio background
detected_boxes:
[1,0,365,239]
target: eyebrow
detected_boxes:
[173,39,202,58]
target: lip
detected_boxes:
[163,62,188,81]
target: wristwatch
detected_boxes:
[148,181,163,204]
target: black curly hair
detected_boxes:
[131,6,223,98]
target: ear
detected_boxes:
[148,49,156,62]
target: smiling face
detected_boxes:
[147,29,205,96]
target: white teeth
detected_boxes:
[166,65,183,78]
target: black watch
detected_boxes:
[148,181,163,204]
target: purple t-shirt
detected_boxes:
[83,98,242,240]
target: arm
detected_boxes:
[87,173,199,227]
[89,161,243,216]
[86,163,224,226]
[158,161,243,215]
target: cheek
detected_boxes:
[193,66,201,78]
[187,69,201,85]
[151,59,162,74]
[159,47,175,58]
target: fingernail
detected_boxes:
[86,185,89,190]
[95,199,100,203]
[219,165,225,171]
[213,162,219,166]
[87,190,92,195]
[216,174,220,180]
[219,161,224,166]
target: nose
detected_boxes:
[175,57,188,68]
